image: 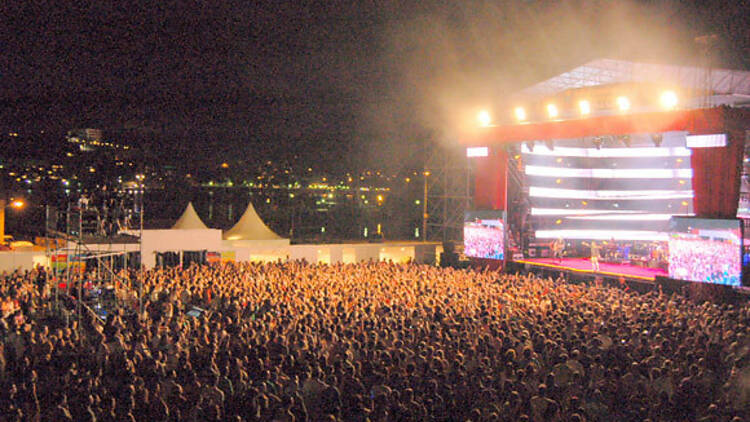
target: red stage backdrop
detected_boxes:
[474,148,507,210]
[690,127,744,219]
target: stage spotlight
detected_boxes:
[651,133,663,147]
[514,107,527,122]
[592,137,602,150]
[477,110,492,127]
[546,104,559,119]
[660,91,678,110]
[616,96,630,112]
[578,100,591,116]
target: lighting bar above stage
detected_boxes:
[520,144,691,158]
[535,229,669,241]
[530,208,647,216]
[565,213,692,221]
[529,186,694,200]
[525,165,693,179]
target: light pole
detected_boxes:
[422,170,430,241]
[0,198,26,246]
[135,174,145,315]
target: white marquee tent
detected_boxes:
[172,202,210,230]
[223,202,290,261]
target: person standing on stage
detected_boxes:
[552,237,565,264]
[589,240,600,272]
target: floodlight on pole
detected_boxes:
[660,91,678,110]
[477,110,492,127]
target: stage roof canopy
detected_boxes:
[519,59,750,99]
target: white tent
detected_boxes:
[172,202,209,230]
[224,201,284,240]
[223,202,290,261]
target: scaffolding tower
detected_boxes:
[424,143,473,244]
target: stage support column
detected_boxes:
[474,148,508,211]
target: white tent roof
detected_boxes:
[172,202,209,230]
[223,202,284,240]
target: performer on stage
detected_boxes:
[582,241,601,272]
[551,237,565,264]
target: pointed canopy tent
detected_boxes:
[224,202,285,241]
[172,202,210,230]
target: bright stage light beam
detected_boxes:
[520,144,691,158]
[477,110,492,127]
[578,100,591,116]
[660,91,678,110]
[525,165,693,179]
[616,96,631,112]
[546,104,559,119]
[529,186,694,200]
[514,107,527,122]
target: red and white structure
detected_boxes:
[464,59,750,282]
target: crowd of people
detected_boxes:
[464,224,504,260]
[1,261,749,421]
[669,238,742,286]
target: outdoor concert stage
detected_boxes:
[514,257,667,282]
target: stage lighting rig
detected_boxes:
[660,91,678,110]
[616,96,631,112]
[578,100,591,116]
[477,110,492,127]
[514,107,527,122]
[546,104,559,119]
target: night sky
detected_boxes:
[2,0,748,174]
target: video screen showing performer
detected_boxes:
[668,217,742,286]
[464,211,504,260]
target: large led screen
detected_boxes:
[464,211,504,260]
[668,217,742,286]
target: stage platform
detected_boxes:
[514,257,667,282]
